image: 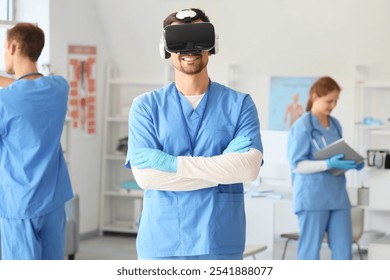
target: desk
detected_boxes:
[245,186,298,260]
[368,235,390,259]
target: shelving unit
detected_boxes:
[353,67,390,259]
[99,65,164,234]
[354,75,390,206]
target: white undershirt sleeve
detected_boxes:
[132,167,216,191]
[132,149,263,191]
[294,160,328,174]
[177,149,262,184]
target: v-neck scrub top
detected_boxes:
[126,81,263,258]
[287,112,350,214]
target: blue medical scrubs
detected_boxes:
[287,112,352,260]
[0,76,73,259]
[125,82,262,259]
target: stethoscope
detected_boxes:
[309,112,342,150]
[17,72,43,80]
[174,82,211,156]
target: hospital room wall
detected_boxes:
[49,0,110,235]
[14,0,110,235]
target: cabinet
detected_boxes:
[354,66,390,208]
[245,186,297,260]
[99,65,163,234]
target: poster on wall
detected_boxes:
[68,45,97,137]
[268,76,317,131]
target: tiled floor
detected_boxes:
[75,234,367,260]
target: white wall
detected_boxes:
[49,0,109,235]
[355,0,390,80]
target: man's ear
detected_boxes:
[9,41,17,55]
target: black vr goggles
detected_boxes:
[160,22,217,59]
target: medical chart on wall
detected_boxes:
[268,76,317,131]
[68,45,97,137]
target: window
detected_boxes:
[0,0,13,20]
[0,0,14,73]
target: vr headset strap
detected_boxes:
[183,17,192,24]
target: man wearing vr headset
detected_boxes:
[126,8,263,260]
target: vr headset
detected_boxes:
[159,9,218,59]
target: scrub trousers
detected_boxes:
[0,205,66,260]
[138,253,243,260]
[297,209,352,260]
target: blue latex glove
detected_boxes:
[130,148,177,172]
[355,161,365,171]
[326,154,357,170]
[223,135,252,154]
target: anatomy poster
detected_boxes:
[268,76,317,131]
[68,45,97,137]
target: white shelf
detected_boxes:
[103,189,144,198]
[100,65,165,235]
[356,81,390,89]
[355,124,389,129]
[107,116,127,123]
[105,154,125,161]
[355,124,390,135]
[358,205,390,212]
[109,79,163,87]
[101,221,138,234]
[370,130,390,136]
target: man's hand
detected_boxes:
[223,135,252,154]
[130,148,177,172]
